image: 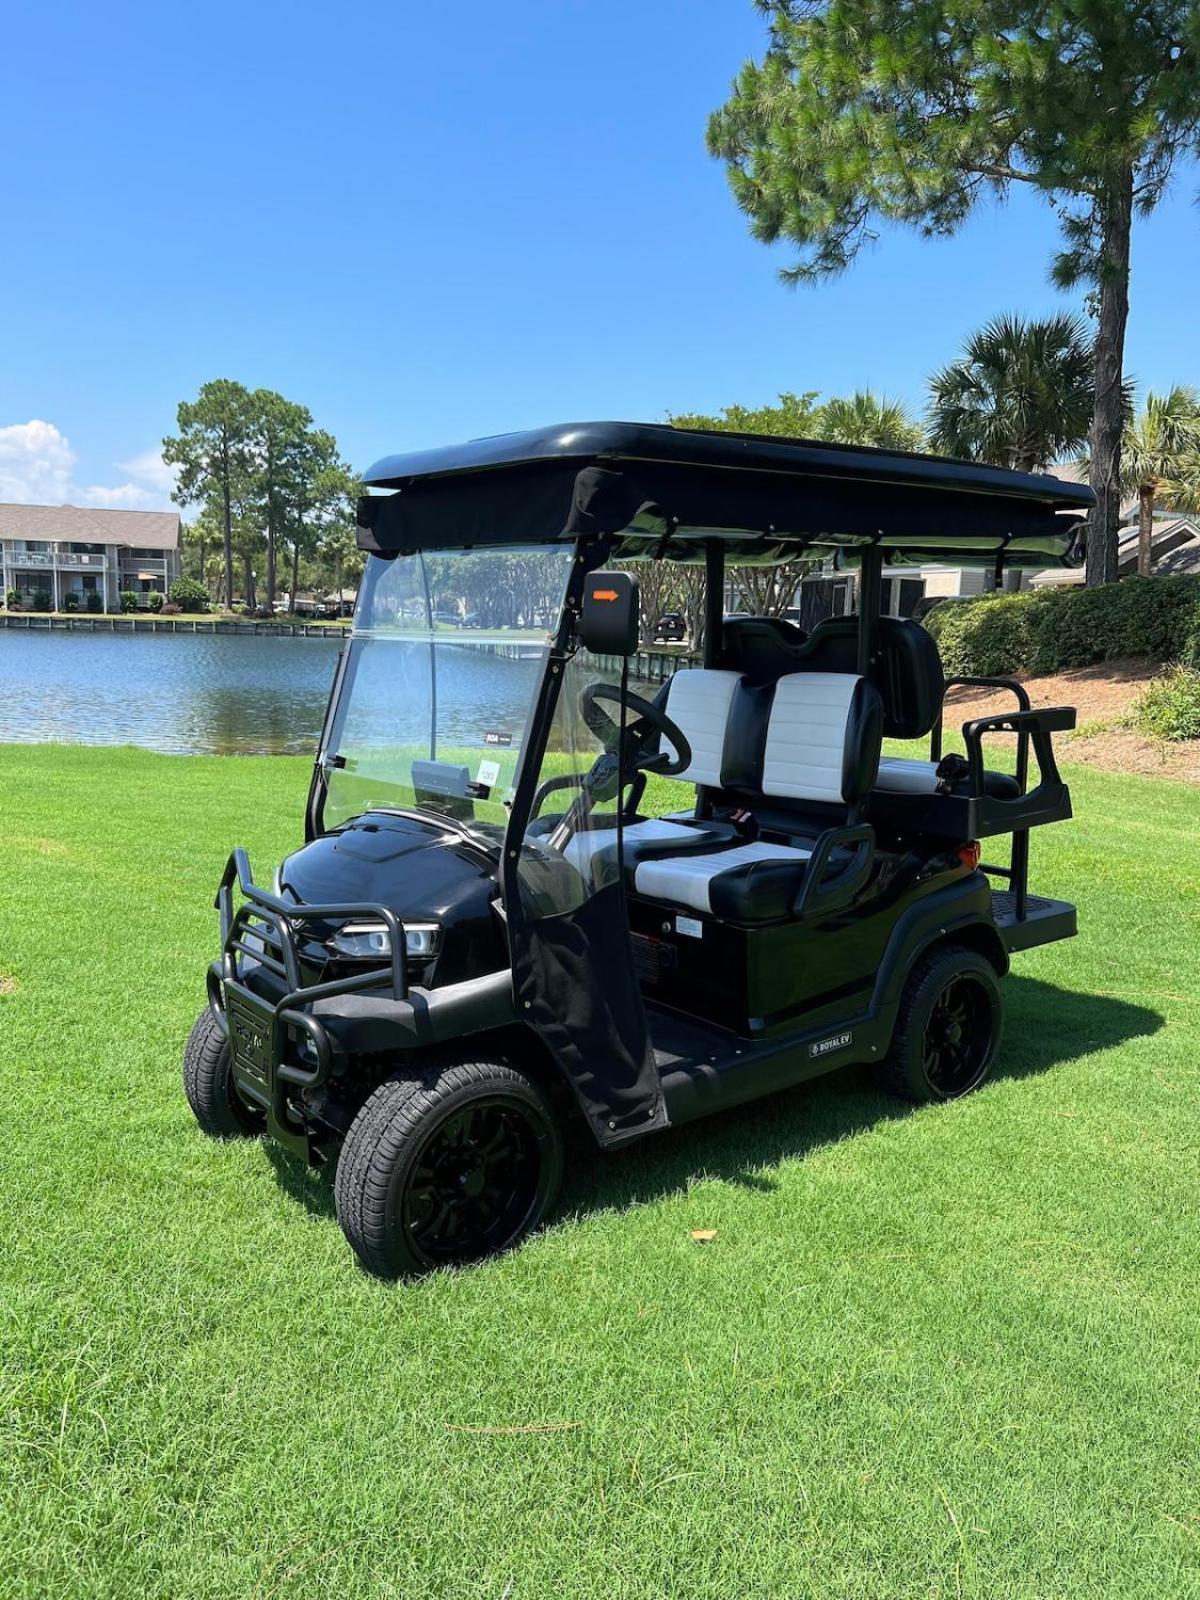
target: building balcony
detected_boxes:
[119,557,171,574]
[1,549,111,569]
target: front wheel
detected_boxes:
[885,945,1003,1103]
[333,1058,564,1278]
[182,1006,267,1138]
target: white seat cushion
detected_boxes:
[634,840,813,915]
[663,669,741,787]
[761,673,859,804]
[563,817,704,874]
[875,756,942,794]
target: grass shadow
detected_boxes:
[257,976,1162,1242]
[264,1140,337,1219]
[556,975,1163,1222]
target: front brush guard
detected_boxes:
[211,847,411,1153]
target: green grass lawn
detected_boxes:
[2,744,1199,1599]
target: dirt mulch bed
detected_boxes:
[941,658,1200,783]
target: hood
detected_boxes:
[278,811,506,986]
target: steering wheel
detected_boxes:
[578,682,691,779]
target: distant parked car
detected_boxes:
[654,611,687,643]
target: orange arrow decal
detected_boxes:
[592,589,620,602]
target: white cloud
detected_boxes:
[77,481,157,509]
[117,447,178,499]
[0,420,178,512]
[0,419,76,504]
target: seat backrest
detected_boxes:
[661,668,741,788]
[721,613,944,739]
[657,663,882,814]
[760,672,883,807]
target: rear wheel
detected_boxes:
[333,1058,564,1278]
[886,945,1003,1103]
[182,1006,266,1138]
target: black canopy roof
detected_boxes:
[358,421,1092,569]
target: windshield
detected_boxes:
[322,546,575,833]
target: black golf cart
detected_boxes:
[184,423,1089,1277]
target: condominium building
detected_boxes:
[1,502,181,612]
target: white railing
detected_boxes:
[58,552,109,568]
[1,549,110,569]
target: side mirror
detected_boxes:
[580,570,639,656]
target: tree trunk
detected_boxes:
[221,463,235,616]
[243,557,256,611]
[290,538,301,613]
[266,502,277,612]
[1137,483,1154,578]
[1086,164,1134,588]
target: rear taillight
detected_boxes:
[958,841,982,870]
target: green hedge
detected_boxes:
[925,576,1200,678]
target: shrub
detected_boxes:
[5,588,20,610]
[1133,666,1200,742]
[32,589,52,612]
[924,591,1041,677]
[147,590,164,612]
[63,591,80,613]
[85,591,103,613]
[169,576,208,613]
[1026,575,1200,674]
[119,591,139,613]
[923,574,1200,678]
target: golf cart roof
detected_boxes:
[358,421,1093,569]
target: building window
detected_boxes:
[884,577,926,618]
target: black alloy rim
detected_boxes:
[922,976,993,1097]
[402,1097,546,1264]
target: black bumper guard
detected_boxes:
[211,846,409,1097]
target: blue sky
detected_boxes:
[2,0,1198,511]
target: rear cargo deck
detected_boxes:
[991,890,1076,952]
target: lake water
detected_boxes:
[0,629,549,756]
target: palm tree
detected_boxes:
[818,391,924,451]
[1120,387,1200,578]
[927,313,1095,473]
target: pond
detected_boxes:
[0,631,546,756]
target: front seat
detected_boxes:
[632,670,883,922]
[563,667,742,875]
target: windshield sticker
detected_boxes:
[484,730,513,747]
[476,759,501,789]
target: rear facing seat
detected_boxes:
[875,755,1020,800]
[718,613,1020,805]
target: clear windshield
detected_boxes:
[322,546,575,833]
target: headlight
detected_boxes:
[327,920,441,961]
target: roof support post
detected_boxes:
[856,545,883,677]
[703,540,724,667]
